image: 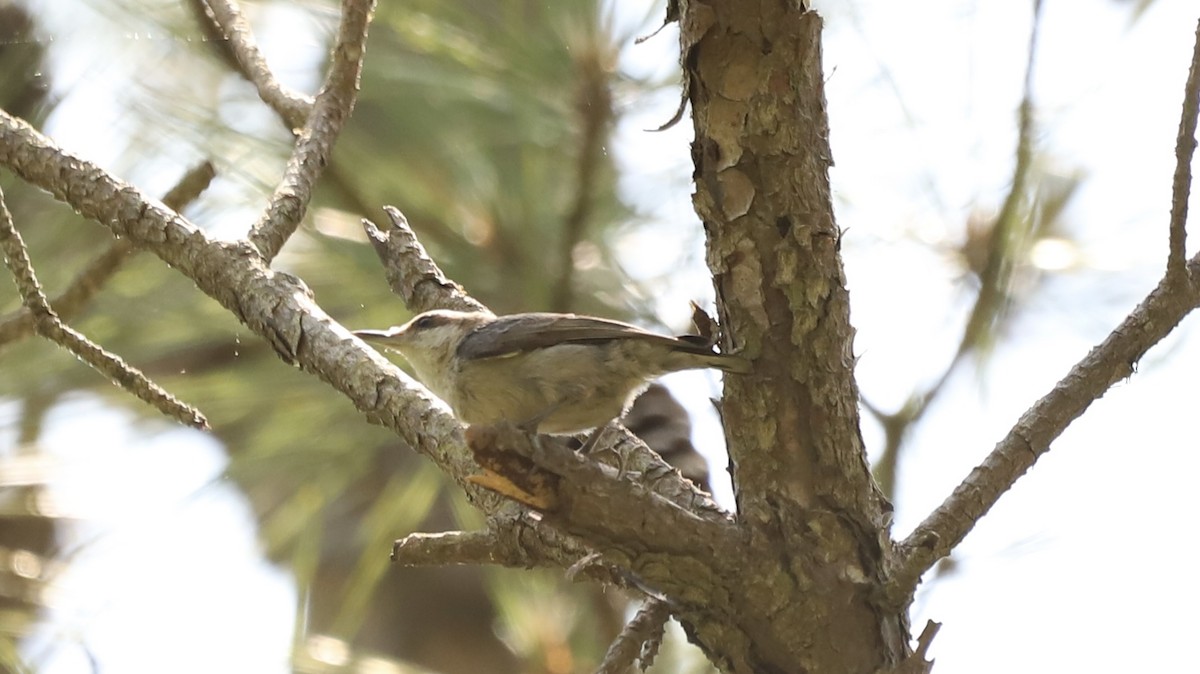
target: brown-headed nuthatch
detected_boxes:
[354,309,750,434]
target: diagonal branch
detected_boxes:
[195,0,313,128]
[889,9,1200,603]
[361,206,487,314]
[0,186,208,429]
[0,240,132,348]
[390,529,511,566]
[594,599,671,674]
[0,160,215,349]
[885,620,941,674]
[889,257,1200,602]
[389,526,654,597]
[1168,17,1200,278]
[390,524,599,574]
[247,0,374,262]
[193,1,467,269]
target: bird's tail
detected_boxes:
[699,352,752,374]
[670,335,752,374]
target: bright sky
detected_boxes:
[616,1,1200,672]
[7,0,1200,673]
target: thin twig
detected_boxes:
[248,0,374,262]
[1168,18,1200,278]
[184,0,241,72]
[0,187,208,429]
[0,192,52,325]
[196,0,313,128]
[889,258,1200,602]
[912,620,940,663]
[0,241,130,347]
[0,161,216,349]
[886,620,941,674]
[361,206,489,314]
[160,160,219,211]
[594,599,671,674]
[866,365,953,500]
[34,321,208,428]
[193,0,466,266]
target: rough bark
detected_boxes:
[3,3,1197,672]
[682,2,905,671]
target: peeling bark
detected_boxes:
[683,2,906,670]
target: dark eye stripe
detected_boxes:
[413,314,442,330]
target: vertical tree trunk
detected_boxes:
[683,2,909,670]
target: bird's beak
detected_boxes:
[353,328,403,344]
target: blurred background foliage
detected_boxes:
[0,0,677,672]
[0,0,1188,672]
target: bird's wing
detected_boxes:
[456,313,688,361]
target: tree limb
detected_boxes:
[679,5,902,668]
[0,185,207,429]
[0,160,215,349]
[890,256,1200,600]
[247,0,373,261]
[391,529,513,566]
[882,620,940,674]
[1168,17,1200,278]
[361,206,487,314]
[196,0,313,128]
[595,599,671,674]
[890,9,1200,602]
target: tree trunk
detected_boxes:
[683,2,908,670]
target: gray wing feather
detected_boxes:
[456,313,699,361]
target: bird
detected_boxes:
[354,309,749,434]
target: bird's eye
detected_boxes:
[413,315,438,330]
